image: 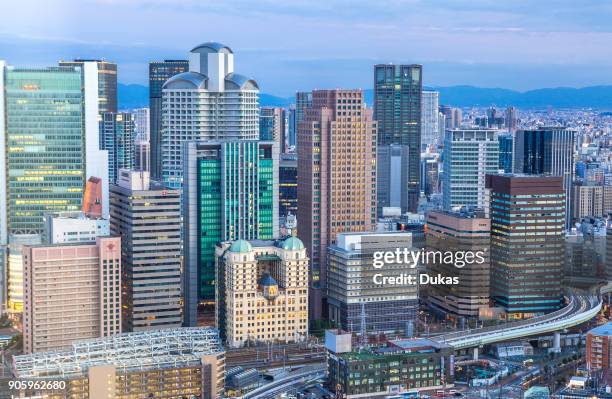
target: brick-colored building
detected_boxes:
[297,89,377,319]
[587,322,612,371]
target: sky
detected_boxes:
[1,0,612,96]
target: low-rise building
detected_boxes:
[215,237,309,348]
[587,322,612,371]
[326,334,453,398]
[12,328,225,399]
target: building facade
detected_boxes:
[374,64,423,212]
[59,59,117,113]
[100,112,135,183]
[161,43,259,189]
[110,170,182,331]
[326,332,453,398]
[327,232,418,335]
[297,89,377,319]
[421,90,440,149]
[182,141,278,326]
[279,153,298,219]
[13,328,225,399]
[487,174,566,317]
[425,210,491,318]
[260,107,286,152]
[442,129,499,211]
[22,236,121,354]
[513,127,576,229]
[498,133,514,173]
[587,322,612,371]
[43,211,109,244]
[215,238,309,348]
[149,59,189,179]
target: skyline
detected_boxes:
[2,1,612,96]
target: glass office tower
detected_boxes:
[182,140,278,326]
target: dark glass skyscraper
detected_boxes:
[373,64,423,212]
[59,59,117,113]
[513,127,576,228]
[148,60,188,179]
[498,133,513,173]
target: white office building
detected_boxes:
[161,42,259,189]
[442,128,500,210]
[43,211,110,244]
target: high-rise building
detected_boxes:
[110,170,182,331]
[498,133,513,173]
[6,234,40,313]
[215,238,309,347]
[43,211,109,244]
[297,89,377,319]
[294,91,312,137]
[377,144,410,214]
[182,141,278,326]
[421,90,440,149]
[12,328,226,399]
[442,129,499,210]
[513,127,576,229]
[571,182,612,221]
[59,59,117,113]
[374,64,423,212]
[425,210,490,318]
[0,61,108,242]
[133,107,150,141]
[134,139,150,172]
[260,107,286,152]
[22,236,121,354]
[287,106,297,149]
[161,43,259,189]
[149,59,188,179]
[421,152,440,197]
[440,105,462,130]
[505,106,518,132]
[279,153,298,219]
[487,174,565,317]
[327,232,418,335]
[100,112,135,183]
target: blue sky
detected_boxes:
[1,0,612,96]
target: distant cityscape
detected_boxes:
[1,31,612,399]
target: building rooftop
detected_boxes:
[588,322,612,336]
[12,328,223,379]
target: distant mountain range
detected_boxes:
[118,83,612,110]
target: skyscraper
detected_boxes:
[133,107,150,141]
[421,90,440,149]
[148,59,188,179]
[183,141,278,326]
[0,61,108,243]
[22,236,121,354]
[59,59,117,113]
[110,170,182,331]
[498,133,513,173]
[442,129,499,210]
[279,153,298,219]
[100,112,135,183]
[260,107,286,152]
[487,174,565,317]
[374,64,422,212]
[513,127,576,228]
[294,91,312,137]
[440,105,462,130]
[297,89,377,319]
[161,43,259,189]
[215,238,309,347]
[505,106,518,132]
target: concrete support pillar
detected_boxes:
[473,347,479,361]
[553,331,561,353]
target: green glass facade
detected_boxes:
[5,67,85,235]
[196,141,276,301]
